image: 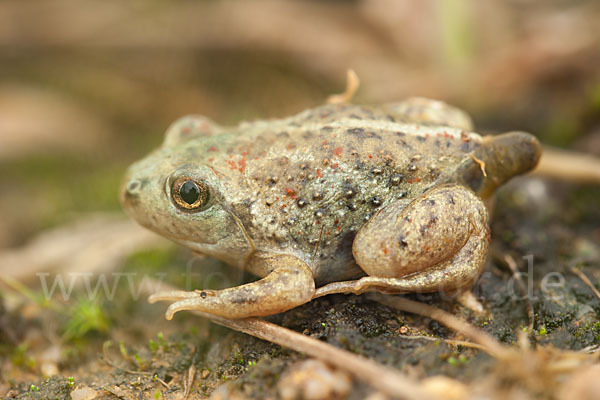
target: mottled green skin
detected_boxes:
[122,99,541,318]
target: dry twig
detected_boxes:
[398,334,489,352]
[0,214,168,284]
[367,293,509,359]
[183,364,196,399]
[534,146,600,184]
[503,254,535,334]
[326,69,360,105]
[147,280,431,400]
[570,265,600,301]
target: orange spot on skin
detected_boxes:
[333,147,343,156]
[383,247,389,255]
[208,166,222,178]
[322,140,328,146]
[182,126,191,135]
[368,154,373,159]
[408,177,421,183]
[237,157,246,173]
[316,169,323,178]
[226,160,237,170]
[287,143,295,150]
[241,151,249,156]
[285,188,297,199]
[207,146,218,152]
[330,163,339,170]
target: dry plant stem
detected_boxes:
[534,146,600,184]
[192,312,430,400]
[183,364,196,399]
[570,267,600,301]
[0,215,167,284]
[399,334,489,352]
[326,69,360,104]
[155,377,171,390]
[580,344,600,354]
[503,254,535,334]
[149,280,431,400]
[367,293,509,359]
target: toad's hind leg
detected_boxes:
[315,185,489,298]
[150,255,315,319]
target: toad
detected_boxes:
[121,97,541,319]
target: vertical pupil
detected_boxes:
[180,181,200,204]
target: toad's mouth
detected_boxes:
[165,207,255,269]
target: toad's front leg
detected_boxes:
[150,255,315,319]
[316,184,489,297]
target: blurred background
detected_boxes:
[1,0,600,397]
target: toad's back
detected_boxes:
[186,104,484,284]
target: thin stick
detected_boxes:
[149,280,431,400]
[367,293,510,359]
[399,334,489,352]
[534,146,600,184]
[183,364,196,399]
[326,69,360,105]
[570,266,600,301]
[190,312,430,400]
[504,254,535,334]
[155,376,171,390]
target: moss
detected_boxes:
[1,154,125,229]
[63,299,111,341]
[123,247,178,274]
[11,344,36,371]
[11,377,77,400]
[447,354,469,367]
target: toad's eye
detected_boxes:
[171,177,209,211]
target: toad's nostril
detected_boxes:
[126,179,141,196]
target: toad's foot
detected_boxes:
[149,255,315,319]
[456,290,488,317]
[315,184,489,298]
